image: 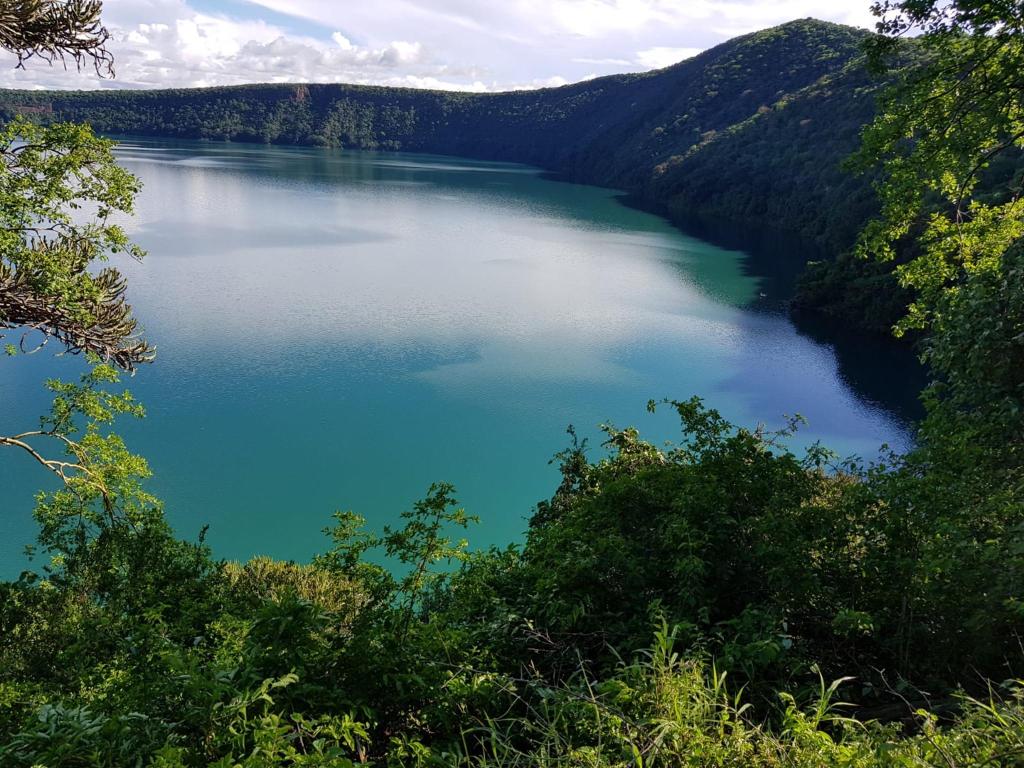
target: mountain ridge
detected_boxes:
[0,18,893,323]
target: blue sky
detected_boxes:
[0,0,878,91]
[188,0,330,37]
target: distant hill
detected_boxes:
[0,18,902,328]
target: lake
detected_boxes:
[0,139,921,574]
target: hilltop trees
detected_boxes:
[0,20,884,257]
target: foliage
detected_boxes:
[0,386,1022,765]
[791,248,914,333]
[848,0,1024,473]
[0,114,151,513]
[853,1,1024,332]
[0,118,150,368]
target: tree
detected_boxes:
[0,119,150,369]
[0,1,152,501]
[839,1,1024,684]
[852,0,1024,462]
[0,120,151,502]
[0,0,144,366]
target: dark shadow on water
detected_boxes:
[614,196,826,305]
[791,312,928,429]
[617,195,929,433]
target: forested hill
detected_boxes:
[0,19,883,255]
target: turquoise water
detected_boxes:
[0,139,918,574]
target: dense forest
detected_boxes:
[3,0,1024,765]
[0,19,904,330]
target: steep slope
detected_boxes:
[645,54,882,252]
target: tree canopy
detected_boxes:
[0,0,147,372]
[852,0,1024,468]
[0,0,150,507]
[0,119,150,370]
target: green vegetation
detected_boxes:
[0,118,150,369]
[0,0,113,75]
[3,0,1024,765]
[3,393,1024,766]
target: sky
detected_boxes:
[0,0,879,92]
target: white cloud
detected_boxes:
[636,46,703,69]
[572,56,633,65]
[241,0,876,40]
[0,2,481,90]
[0,0,882,91]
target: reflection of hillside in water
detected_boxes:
[114,139,918,442]
[648,206,927,431]
[0,139,920,574]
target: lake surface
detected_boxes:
[0,139,921,574]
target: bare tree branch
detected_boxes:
[0,0,113,76]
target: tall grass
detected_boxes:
[438,624,1024,767]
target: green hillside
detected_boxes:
[0,20,879,253]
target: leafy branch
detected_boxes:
[0,118,152,370]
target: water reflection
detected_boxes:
[0,140,920,574]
